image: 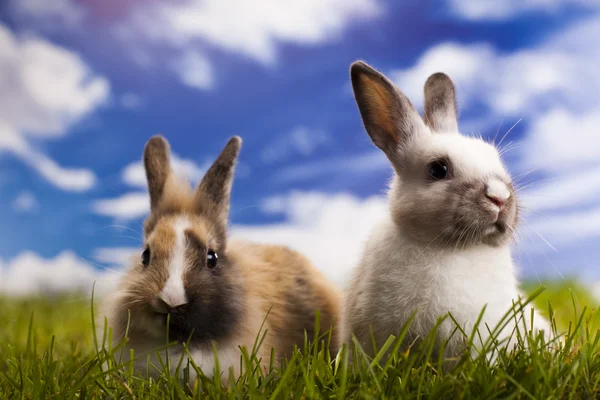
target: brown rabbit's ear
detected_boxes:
[423,72,458,133]
[144,135,172,210]
[194,136,241,237]
[350,61,425,159]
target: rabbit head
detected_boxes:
[350,61,518,249]
[114,136,244,344]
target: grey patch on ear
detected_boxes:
[144,135,172,210]
[423,72,458,133]
[195,136,242,236]
[350,60,425,160]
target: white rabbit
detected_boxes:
[341,61,551,361]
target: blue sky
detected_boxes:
[0,0,599,294]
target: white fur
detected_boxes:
[344,132,550,358]
[125,341,241,380]
[346,219,548,355]
[159,217,191,308]
[187,344,242,379]
[425,133,509,181]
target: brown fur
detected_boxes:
[102,135,341,379]
[227,241,341,357]
[350,61,424,160]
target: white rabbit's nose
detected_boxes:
[485,179,510,209]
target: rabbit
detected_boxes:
[101,135,341,380]
[340,61,552,362]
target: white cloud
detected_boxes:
[521,164,600,213]
[170,50,214,90]
[22,146,97,191]
[0,23,108,191]
[261,126,331,164]
[12,191,38,212]
[0,251,119,297]
[391,15,600,118]
[232,191,388,287]
[520,108,600,174]
[122,154,210,188]
[93,247,139,267]
[122,0,381,73]
[91,192,150,221]
[527,205,600,247]
[0,26,109,138]
[447,0,600,20]
[389,42,593,117]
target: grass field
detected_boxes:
[1,280,599,399]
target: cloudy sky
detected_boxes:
[0,0,599,295]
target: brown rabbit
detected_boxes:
[102,135,341,380]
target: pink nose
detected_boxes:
[486,194,506,209]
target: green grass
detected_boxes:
[1,280,599,399]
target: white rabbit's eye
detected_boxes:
[428,160,449,180]
[207,250,218,268]
[141,248,151,267]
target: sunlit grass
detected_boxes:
[0,280,599,398]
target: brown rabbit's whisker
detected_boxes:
[103,224,142,235]
[120,300,145,311]
[74,256,129,279]
[113,235,143,243]
[101,267,128,277]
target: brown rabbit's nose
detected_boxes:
[154,297,188,314]
[485,179,510,210]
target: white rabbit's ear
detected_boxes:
[144,135,172,211]
[350,61,425,159]
[423,72,458,133]
[194,136,241,237]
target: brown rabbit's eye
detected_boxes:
[141,248,151,267]
[207,250,218,268]
[428,160,449,180]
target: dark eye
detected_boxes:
[141,248,151,267]
[207,250,218,269]
[428,160,449,180]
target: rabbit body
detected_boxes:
[341,62,550,359]
[344,216,546,358]
[102,136,340,380]
[107,237,340,379]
